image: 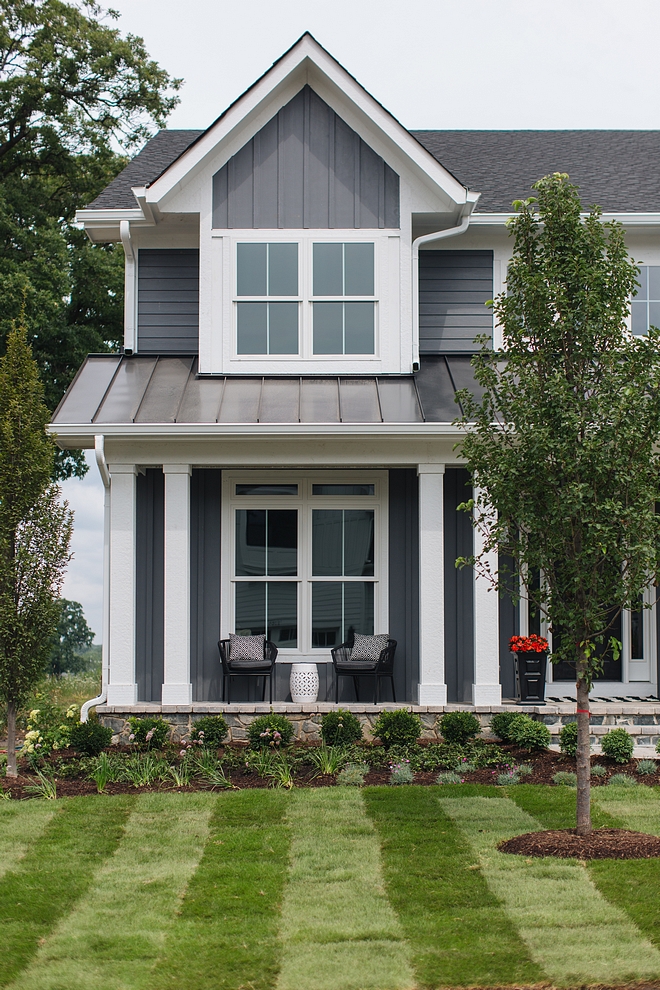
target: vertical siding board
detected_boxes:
[419,250,493,354]
[388,469,419,703]
[443,468,474,703]
[136,469,164,703]
[137,249,199,354]
[211,85,400,230]
[498,553,519,699]
[190,469,222,702]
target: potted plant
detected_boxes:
[509,634,548,705]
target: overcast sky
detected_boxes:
[61,0,660,639]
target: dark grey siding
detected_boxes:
[419,250,493,353]
[136,469,164,703]
[213,85,399,229]
[444,468,474,703]
[498,554,519,700]
[387,469,419,703]
[137,249,199,354]
[190,469,222,702]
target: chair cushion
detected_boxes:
[350,633,389,661]
[229,633,266,662]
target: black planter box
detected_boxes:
[513,651,547,705]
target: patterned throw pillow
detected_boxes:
[229,633,266,662]
[350,634,389,661]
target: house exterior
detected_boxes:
[54,34,660,720]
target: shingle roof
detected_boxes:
[86,127,660,215]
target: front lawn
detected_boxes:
[2,785,660,989]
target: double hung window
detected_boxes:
[312,243,375,354]
[632,266,660,335]
[236,243,299,354]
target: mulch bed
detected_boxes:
[499,828,660,860]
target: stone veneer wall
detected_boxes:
[97,703,660,750]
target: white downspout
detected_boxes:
[120,220,137,354]
[81,435,111,721]
[411,196,478,369]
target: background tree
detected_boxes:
[0,325,72,775]
[47,599,94,676]
[458,173,660,835]
[0,0,181,477]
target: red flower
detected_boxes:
[509,634,548,653]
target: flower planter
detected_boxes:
[513,651,547,705]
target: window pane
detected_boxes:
[344,243,374,295]
[235,581,266,635]
[312,484,375,495]
[312,582,342,647]
[313,302,343,354]
[312,509,342,575]
[650,301,660,330]
[237,243,267,295]
[631,599,644,660]
[313,243,343,295]
[649,266,660,300]
[344,510,374,576]
[268,302,298,354]
[267,582,297,648]
[343,582,374,641]
[267,510,297,576]
[269,243,298,296]
[344,302,374,354]
[631,301,648,336]
[237,302,268,353]
[635,266,648,299]
[235,510,265,576]
[236,484,298,495]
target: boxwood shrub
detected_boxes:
[69,717,113,756]
[559,721,578,757]
[509,714,551,752]
[601,727,634,764]
[372,709,422,749]
[489,711,522,743]
[248,713,294,750]
[190,715,229,748]
[127,716,170,750]
[320,709,363,746]
[439,711,481,745]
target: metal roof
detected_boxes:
[51,355,478,427]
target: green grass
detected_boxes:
[0,801,55,881]
[148,790,291,990]
[364,785,543,988]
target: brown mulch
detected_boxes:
[499,827,660,860]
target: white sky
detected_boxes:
[62,0,660,639]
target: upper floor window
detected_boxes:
[312,243,374,354]
[632,266,660,335]
[237,243,299,354]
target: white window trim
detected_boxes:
[221,470,389,662]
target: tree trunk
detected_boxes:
[6,701,17,777]
[575,674,591,835]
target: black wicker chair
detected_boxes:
[217,639,278,703]
[330,638,397,704]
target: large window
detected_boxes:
[236,243,299,354]
[312,243,375,354]
[224,473,387,656]
[632,266,660,335]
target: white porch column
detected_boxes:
[161,464,192,705]
[472,489,502,705]
[417,464,447,705]
[107,465,138,705]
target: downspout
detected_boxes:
[411,197,478,370]
[81,436,111,722]
[120,220,137,354]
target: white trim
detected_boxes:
[417,463,447,704]
[162,465,193,705]
[120,222,137,352]
[472,490,501,705]
[107,464,138,705]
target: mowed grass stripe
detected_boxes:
[276,788,414,990]
[7,792,215,990]
[364,785,543,988]
[147,790,291,990]
[0,795,133,987]
[0,802,55,881]
[442,795,660,985]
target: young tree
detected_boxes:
[458,173,660,835]
[47,599,95,676]
[0,325,72,775]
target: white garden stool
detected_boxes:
[289,663,319,703]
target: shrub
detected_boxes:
[320,709,363,746]
[552,771,577,786]
[190,715,228,749]
[509,715,551,752]
[436,771,463,784]
[248,713,294,750]
[591,763,607,778]
[127,716,170,750]
[489,711,522,743]
[608,773,639,787]
[337,762,368,786]
[439,711,481,745]
[559,721,578,757]
[372,709,422,749]
[389,761,414,785]
[601,728,634,764]
[69,717,113,757]
[20,702,78,757]
[637,759,657,776]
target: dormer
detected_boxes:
[77,34,477,375]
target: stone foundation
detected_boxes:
[97,701,660,751]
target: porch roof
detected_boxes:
[51,354,481,427]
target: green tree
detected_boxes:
[47,598,94,676]
[0,0,181,478]
[457,173,660,834]
[0,325,72,775]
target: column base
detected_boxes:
[417,683,448,705]
[472,683,502,706]
[107,683,137,706]
[161,683,193,705]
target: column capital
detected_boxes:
[417,463,445,475]
[162,463,192,475]
[108,463,138,475]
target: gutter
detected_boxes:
[80,436,111,722]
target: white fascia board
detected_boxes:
[470,211,660,228]
[74,207,154,243]
[145,35,469,214]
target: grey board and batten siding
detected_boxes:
[137,249,199,354]
[136,469,164,703]
[444,468,474,704]
[419,250,493,353]
[212,85,399,229]
[191,469,222,702]
[387,469,419,704]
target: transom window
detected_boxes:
[632,266,660,335]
